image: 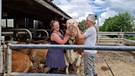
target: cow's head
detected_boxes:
[65,19,84,69]
[66,19,78,44]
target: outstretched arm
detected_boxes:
[51,33,70,44]
[76,26,86,39]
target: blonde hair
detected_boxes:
[94,25,98,33]
[50,20,59,27]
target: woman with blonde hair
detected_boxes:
[45,20,70,74]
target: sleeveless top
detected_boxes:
[45,32,66,68]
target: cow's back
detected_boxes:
[12,50,31,72]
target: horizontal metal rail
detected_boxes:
[29,29,49,41]
[2,28,32,42]
[9,44,135,51]
[10,73,84,76]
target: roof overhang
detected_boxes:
[2,0,71,21]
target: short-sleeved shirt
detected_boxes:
[83,26,97,54]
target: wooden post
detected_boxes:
[118,32,120,45]
[121,32,124,45]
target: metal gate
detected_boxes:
[5,44,135,76]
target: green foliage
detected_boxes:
[79,20,88,32]
[99,12,134,32]
[125,36,135,40]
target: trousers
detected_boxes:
[84,53,96,76]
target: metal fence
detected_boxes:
[6,44,135,76]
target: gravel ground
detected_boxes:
[96,51,135,76]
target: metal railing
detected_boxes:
[6,44,135,76]
[2,28,32,42]
[29,29,49,41]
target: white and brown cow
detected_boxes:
[64,19,84,75]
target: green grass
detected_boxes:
[125,36,135,40]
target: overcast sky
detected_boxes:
[53,0,135,26]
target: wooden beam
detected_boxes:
[34,0,71,19]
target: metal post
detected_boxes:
[7,44,12,76]
[0,0,3,74]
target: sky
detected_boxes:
[52,0,135,26]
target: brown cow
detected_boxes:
[4,48,32,72]
[10,41,50,73]
[65,19,84,75]
[14,41,32,55]
[28,41,50,73]
[12,50,32,72]
[3,41,32,72]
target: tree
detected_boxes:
[79,20,88,32]
[99,12,134,32]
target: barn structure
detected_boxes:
[2,0,71,41]
[0,0,71,75]
[1,1,135,76]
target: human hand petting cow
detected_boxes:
[65,19,79,37]
[66,19,79,27]
[67,19,80,31]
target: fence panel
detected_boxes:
[98,32,124,45]
[6,44,135,76]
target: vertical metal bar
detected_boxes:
[6,19,7,28]
[7,44,12,76]
[33,20,37,37]
[0,0,3,73]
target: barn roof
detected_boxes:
[2,0,71,21]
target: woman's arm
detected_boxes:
[51,33,69,44]
[76,26,86,39]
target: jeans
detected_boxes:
[84,53,96,76]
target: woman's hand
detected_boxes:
[74,23,79,27]
[65,29,72,37]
